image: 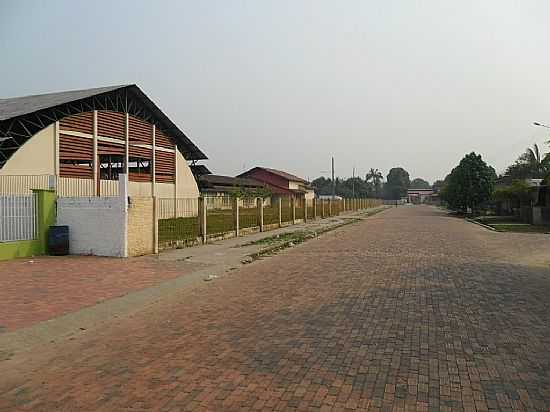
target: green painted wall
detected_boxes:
[0,190,56,261]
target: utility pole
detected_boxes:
[331,157,335,200]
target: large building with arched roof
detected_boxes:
[0,85,207,198]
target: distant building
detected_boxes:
[318,195,343,201]
[197,174,265,196]
[238,167,315,199]
[407,188,435,204]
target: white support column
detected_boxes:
[93,110,98,196]
[52,121,61,191]
[124,113,129,176]
[173,145,177,216]
[119,173,129,258]
[54,120,60,177]
[152,124,156,197]
[153,196,159,254]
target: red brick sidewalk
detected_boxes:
[2,207,550,410]
[0,255,200,332]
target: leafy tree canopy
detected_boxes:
[492,180,532,203]
[311,173,382,198]
[384,167,410,199]
[410,178,431,189]
[441,152,496,212]
[504,144,549,180]
[432,179,446,192]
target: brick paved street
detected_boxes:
[2,206,550,411]
[0,256,203,332]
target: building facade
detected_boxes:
[238,167,314,200]
[0,85,206,199]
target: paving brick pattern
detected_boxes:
[0,256,201,331]
[2,206,550,411]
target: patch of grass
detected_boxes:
[490,224,550,233]
[158,217,199,243]
[475,215,519,224]
[247,231,312,246]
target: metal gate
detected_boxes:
[0,193,38,242]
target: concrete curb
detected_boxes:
[465,218,498,232]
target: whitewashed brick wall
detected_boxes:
[56,196,126,257]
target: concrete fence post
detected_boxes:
[321,199,325,218]
[291,196,296,225]
[257,197,264,232]
[304,198,308,223]
[234,197,240,237]
[199,196,207,244]
[278,197,282,227]
[313,198,317,219]
[153,196,159,254]
[328,198,332,216]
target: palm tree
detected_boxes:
[366,168,383,196]
[526,143,548,178]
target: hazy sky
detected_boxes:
[2,1,550,182]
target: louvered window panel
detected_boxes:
[59,134,93,160]
[129,145,151,159]
[98,111,125,140]
[129,116,152,144]
[155,151,175,183]
[154,129,174,149]
[60,112,93,135]
[98,140,125,155]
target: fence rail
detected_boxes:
[156,195,384,250]
[0,194,37,242]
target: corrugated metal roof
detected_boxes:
[0,84,207,161]
[0,85,126,121]
[240,167,308,184]
[199,174,264,188]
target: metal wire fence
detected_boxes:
[206,195,234,236]
[281,197,292,223]
[155,194,384,250]
[239,200,258,229]
[263,200,279,225]
[295,198,305,220]
[306,198,315,219]
[157,198,199,247]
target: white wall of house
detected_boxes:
[288,181,300,190]
[0,124,55,176]
[305,189,315,200]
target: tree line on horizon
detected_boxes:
[311,168,434,200]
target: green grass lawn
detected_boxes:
[158,216,199,243]
[490,223,550,233]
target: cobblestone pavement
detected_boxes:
[2,206,550,411]
[0,209,364,333]
[0,256,203,332]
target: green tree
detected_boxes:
[410,178,431,189]
[432,179,445,193]
[384,167,410,199]
[441,152,496,213]
[505,144,549,180]
[366,168,383,197]
[492,180,532,204]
